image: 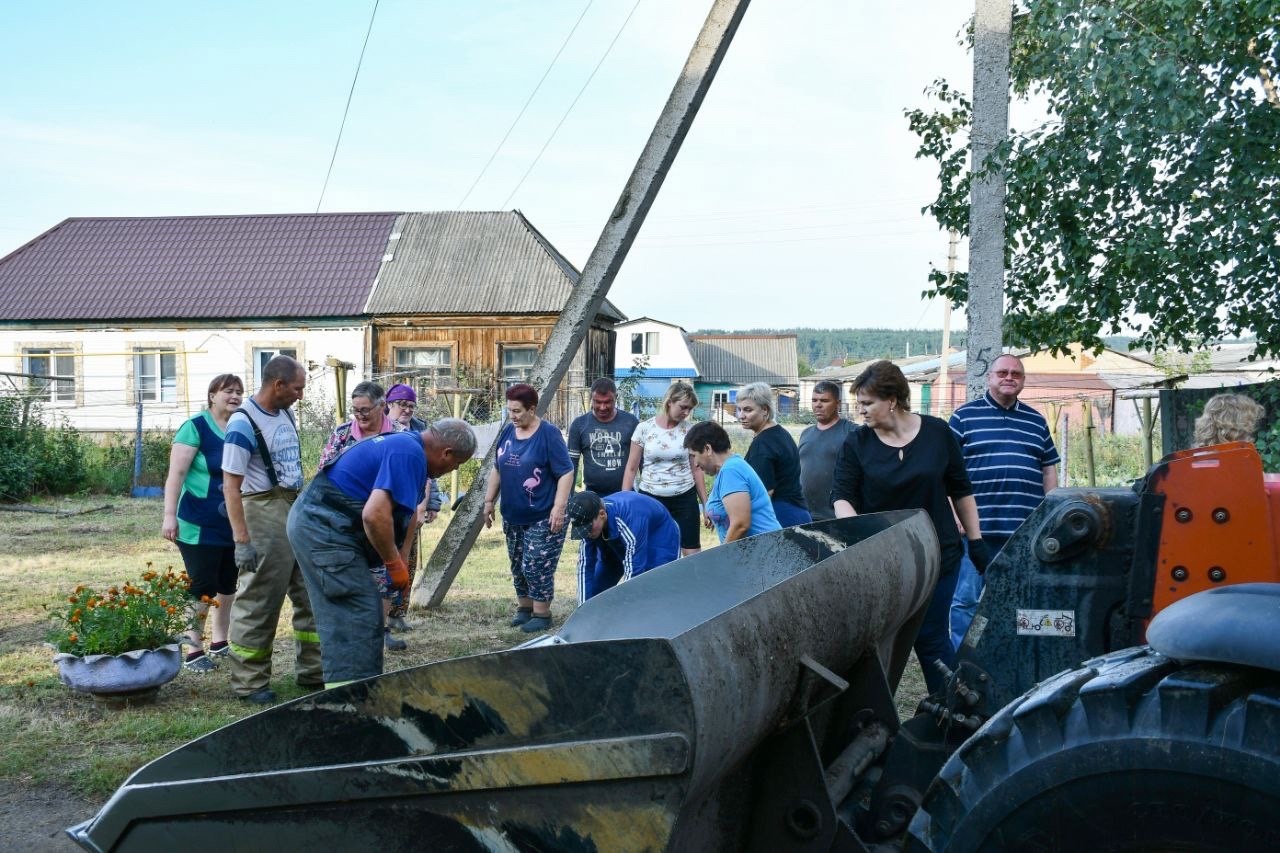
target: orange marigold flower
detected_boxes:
[86,600,96,609]
[69,613,81,624]
[68,633,78,643]
[74,584,86,593]
[67,595,78,603]
[166,606,177,615]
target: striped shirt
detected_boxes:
[949,392,1060,537]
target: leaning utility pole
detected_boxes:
[966,0,1011,400]
[414,0,753,609]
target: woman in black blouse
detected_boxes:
[830,360,991,694]
[736,382,812,527]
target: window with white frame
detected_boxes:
[501,345,539,387]
[393,346,454,387]
[712,390,731,423]
[24,348,76,403]
[630,331,660,356]
[252,347,298,384]
[133,347,178,403]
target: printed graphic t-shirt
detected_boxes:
[496,420,574,526]
[632,417,694,497]
[568,410,639,495]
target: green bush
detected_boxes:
[0,393,92,500]
[1063,429,1160,487]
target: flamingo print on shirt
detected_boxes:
[523,467,542,504]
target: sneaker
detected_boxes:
[384,629,408,652]
[183,653,216,673]
[509,608,533,627]
[520,615,552,634]
[207,643,231,659]
[238,688,277,705]
[386,616,408,633]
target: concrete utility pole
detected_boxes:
[415,0,753,609]
[937,229,957,415]
[966,0,1011,400]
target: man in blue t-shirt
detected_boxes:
[567,490,680,603]
[948,354,1060,650]
[288,420,476,686]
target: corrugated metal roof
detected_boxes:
[366,211,624,321]
[687,335,799,385]
[0,213,399,321]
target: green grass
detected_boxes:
[0,497,927,803]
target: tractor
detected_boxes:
[69,441,1280,851]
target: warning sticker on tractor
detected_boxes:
[1016,609,1076,637]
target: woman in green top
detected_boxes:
[162,373,243,672]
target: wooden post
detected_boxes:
[1084,400,1097,487]
[414,0,754,609]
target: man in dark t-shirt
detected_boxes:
[568,378,639,496]
[799,380,856,520]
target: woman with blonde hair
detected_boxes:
[623,381,709,556]
[1193,393,1265,447]
[735,382,812,527]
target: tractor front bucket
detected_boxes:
[69,510,939,852]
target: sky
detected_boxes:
[0,0,976,332]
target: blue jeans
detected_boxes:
[950,535,1009,652]
[917,544,963,696]
[772,499,812,528]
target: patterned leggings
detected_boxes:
[502,518,566,603]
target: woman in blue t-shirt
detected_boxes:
[483,383,574,633]
[684,420,781,543]
[161,373,243,672]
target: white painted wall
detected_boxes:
[613,319,697,373]
[3,324,366,432]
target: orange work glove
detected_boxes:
[385,557,410,593]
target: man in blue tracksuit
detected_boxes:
[567,490,681,603]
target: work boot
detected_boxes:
[509,607,533,627]
[387,615,409,633]
[239,687,277,705]
[520,615,552,634]
[384,628,407,652]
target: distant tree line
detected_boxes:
[693,328,969,372]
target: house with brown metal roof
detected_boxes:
[686,333,801,420]
[0,210,622,432]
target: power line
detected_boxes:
[315,0,381,213]
[456,0,595,209]
[501,0,643,209]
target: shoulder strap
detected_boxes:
[237,406,280,487]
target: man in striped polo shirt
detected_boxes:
[949,353,1060,650]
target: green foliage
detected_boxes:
[46,565,194,656]
[1151,347,1214,378]
[908,0,1280,357]
[0,393,91,501]
[1063,429,1158,487]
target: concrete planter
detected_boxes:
[53,644,182,704]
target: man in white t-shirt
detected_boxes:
[221,356,321,704]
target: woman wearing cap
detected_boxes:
[384,383,442,632]
[621,381,709,556]
[683,420,780,543]
[317,380,418,651]
[483,383,575,633]
[735,382,812,527]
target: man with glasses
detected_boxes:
[948,353,1060,650]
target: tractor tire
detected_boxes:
[907,646,1280,852]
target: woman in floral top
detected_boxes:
[317,381,396,470]
[622,381,708,556]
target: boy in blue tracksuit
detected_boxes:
[567,490,680,603]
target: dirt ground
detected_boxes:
[0,780,99,851]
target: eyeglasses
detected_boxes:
[390,401,416,411]
[351,406,378,417]
[994,369,1025,378]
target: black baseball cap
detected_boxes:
[566,491,604,539]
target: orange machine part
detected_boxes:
[1148,442,1280,617]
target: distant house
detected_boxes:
[0,211,622,432]
[612,318,700,403]
[687,334,800,420]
